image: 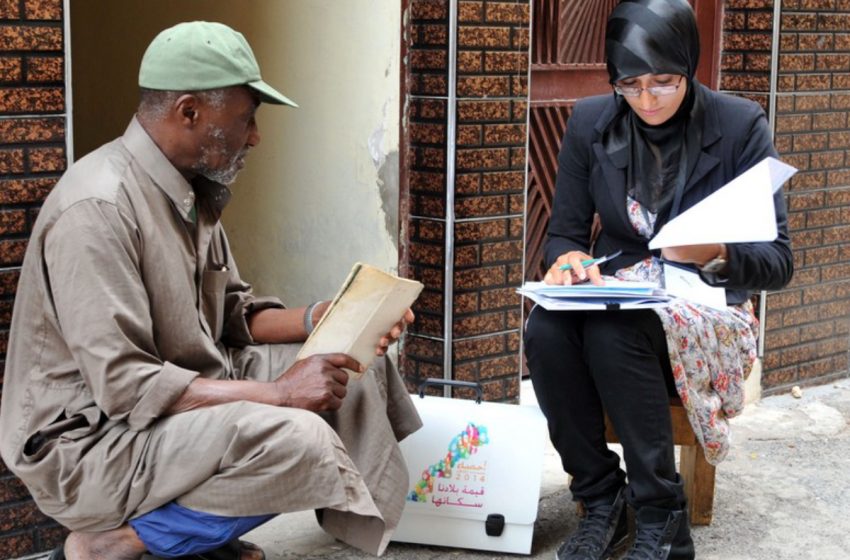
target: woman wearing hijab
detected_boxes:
[523,1,793,559]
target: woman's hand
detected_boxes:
[544,251,605,286]
[662,243,726,269]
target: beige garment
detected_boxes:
[0,117,421,555]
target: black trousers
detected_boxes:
[524,306,685,510]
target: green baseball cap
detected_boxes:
[138,21,297,107]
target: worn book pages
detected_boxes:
[295,263,424,378]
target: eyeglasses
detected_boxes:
[613,76,684,97]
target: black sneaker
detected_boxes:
[624,506,695,560]
[555,487,628,560]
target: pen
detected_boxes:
[559,250,623,271]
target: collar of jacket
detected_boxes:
[590,82,723,233]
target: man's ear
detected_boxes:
[174,93,200,126]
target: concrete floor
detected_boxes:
[239,377,850,560]
[29,377,850,560]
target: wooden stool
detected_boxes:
[603,398,715,525]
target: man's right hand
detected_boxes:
[274,353,362,412]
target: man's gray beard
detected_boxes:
[194,127,245,186]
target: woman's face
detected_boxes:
[614,73,688,126]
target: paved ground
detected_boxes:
[241,377,850,560]
[28,377,850,560]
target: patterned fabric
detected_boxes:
[615,198,758,465]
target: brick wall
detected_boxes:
[721,0,850,392]
[402,0,529,402]
[0,0,68,557]
[769,0,850,390]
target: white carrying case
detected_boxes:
[392,379,548,554]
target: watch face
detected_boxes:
[701,257,727,274]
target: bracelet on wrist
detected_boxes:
[303,301,322,335]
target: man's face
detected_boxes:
[192,87,261,185]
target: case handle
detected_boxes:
[417,378,483,404]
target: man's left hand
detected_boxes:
[376,308,415,356]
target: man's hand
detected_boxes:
[274,353,361,412]
[375,308,415,357]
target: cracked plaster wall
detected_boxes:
[71,0,400,305]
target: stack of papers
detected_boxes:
[518,279,671,311]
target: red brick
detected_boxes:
[745,52,772,71]
[455,173,480,194]
[782,305,819,327]
[0,209,25,235]
[827,131,850,148]
[457,99,511,122]
[0,56,20,82]
[456,147,509,170]
[0,177,56,204]
[724,32,772,51]
[0,86,64,113]
[748,11,774,30]
[457,50,482,73]
[826,169,850,186]
[723,52,744,71]
[810,150,845,168]
[789,189,823,209]
[817,53,850,71]
[0,25,62,51]
[457,75,510,97]
[799,321,835,342]
[411,0,448,21]
[410,49,447,71]
[453,291,478,314]
[454,265,505,290]
[764,327,800,350]
[453,310,505,336]
[804,245,840,266]
[458,26,511,48]
[0,0,19,18]
[485,2,529,24]
[412,24,447,47]
[27,145,64,173]
[766,290,803,310]
[782,13,817,31]
[776,114,811,133]
[0,239,27,267]
[482,170,524,192]
[458,1,483,22]
[725,0,773,8]
[478,354,519,379]
[0,531,36,560]
[24,0,61,20]
[0,148,23,174]
[455,218,507,242]
[512,26,529,50]
[795,93,830,111]
[484,51,527,73]
[796,74,831,91]
[456,194,507,218]
[454,245,480,267]
[797,33,834,51]
[479,286,519,310]
[483,123,526,145]
[790,170,825,190]
[453,334,504,361]
[818,13,850,30]
[725,11,746,30]
[481,240,522,263]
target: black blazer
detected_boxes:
[545,83,793,305]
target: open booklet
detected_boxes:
[295,263,424,379]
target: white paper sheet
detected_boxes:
[648,157,797,249]
[663,262,727,310]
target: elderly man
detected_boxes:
[0,21,420,560]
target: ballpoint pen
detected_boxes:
[559,249,623,271]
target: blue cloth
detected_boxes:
[129,501,274,558]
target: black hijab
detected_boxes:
[603,0,704,223]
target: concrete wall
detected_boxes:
[70,0,400,304]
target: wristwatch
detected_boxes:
[699,248,728,274]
